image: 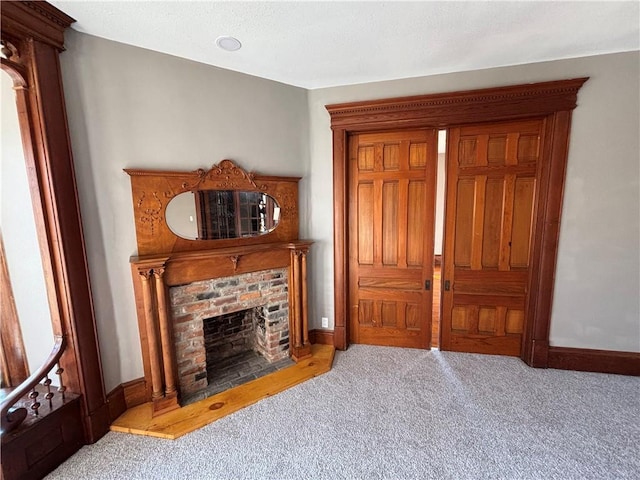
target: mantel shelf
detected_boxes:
[130,240,314,265]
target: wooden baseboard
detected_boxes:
[309,328,334,346]
[548,347,640,376]
[123,377,148,408]
[106,384,125,424]
[85,402,112,443]
[106,377,147,423]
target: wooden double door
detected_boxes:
[349,119,542,356]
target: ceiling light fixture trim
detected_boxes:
[216,36,242,52]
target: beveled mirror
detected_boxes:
[166,190,281,240]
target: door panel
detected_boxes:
[441,119,543,356]
[349,130,437,348]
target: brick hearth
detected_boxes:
[170,268,289,396]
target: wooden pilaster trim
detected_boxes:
[332,128,348,351]
[548,347,640,376]
[522,110,574,367]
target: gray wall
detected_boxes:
[307,51,640,353]
[60,32,310,392]
[59,34,638,391]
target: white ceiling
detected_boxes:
[50,1,640,89]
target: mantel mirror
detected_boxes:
[125,159,300,256]
[166,190,280,240]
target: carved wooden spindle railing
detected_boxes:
[56,365,66,400]
[28,388,40,416]
[0,335,66,434]
[43,376,54,408]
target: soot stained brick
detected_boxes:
[196,291,220,301]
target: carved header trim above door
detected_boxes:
[326,77,588,130]
[0,1,75,50]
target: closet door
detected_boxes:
[441,119,543,356]
[348,130,437,348]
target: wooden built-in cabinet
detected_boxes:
[126,160,312,416]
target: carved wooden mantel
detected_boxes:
[126,160,312,416]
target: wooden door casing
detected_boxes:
[441,119,543,356]
[1,4,110,479]
[327,78,587,365]
[348,130,437,348]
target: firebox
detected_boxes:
[170,268,292,403]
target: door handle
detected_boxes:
[444,280,451,291]
[425,280,431,291]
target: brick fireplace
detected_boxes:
[170,268,290,397]
[127,159,312,416]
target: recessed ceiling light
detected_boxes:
[216,36,242,52]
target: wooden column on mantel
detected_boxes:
[126,160,313,416]
[289,245,312,361]
[132,256,179,416]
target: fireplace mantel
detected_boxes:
[126,161,312,416]
[131,241,312,287]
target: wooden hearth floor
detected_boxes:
[110,344,335,439]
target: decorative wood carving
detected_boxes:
[326,78,588,365]
[125,159,301,256]
[127,162,312,414]
[326,78,587,130]
[136,192,164,235]
[0,39,20,61]
[181,159,264,191]
[1,1,74,51]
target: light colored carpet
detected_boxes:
[47,345,639,479]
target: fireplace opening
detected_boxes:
[188,307,293,405]
[171,268,293,406]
